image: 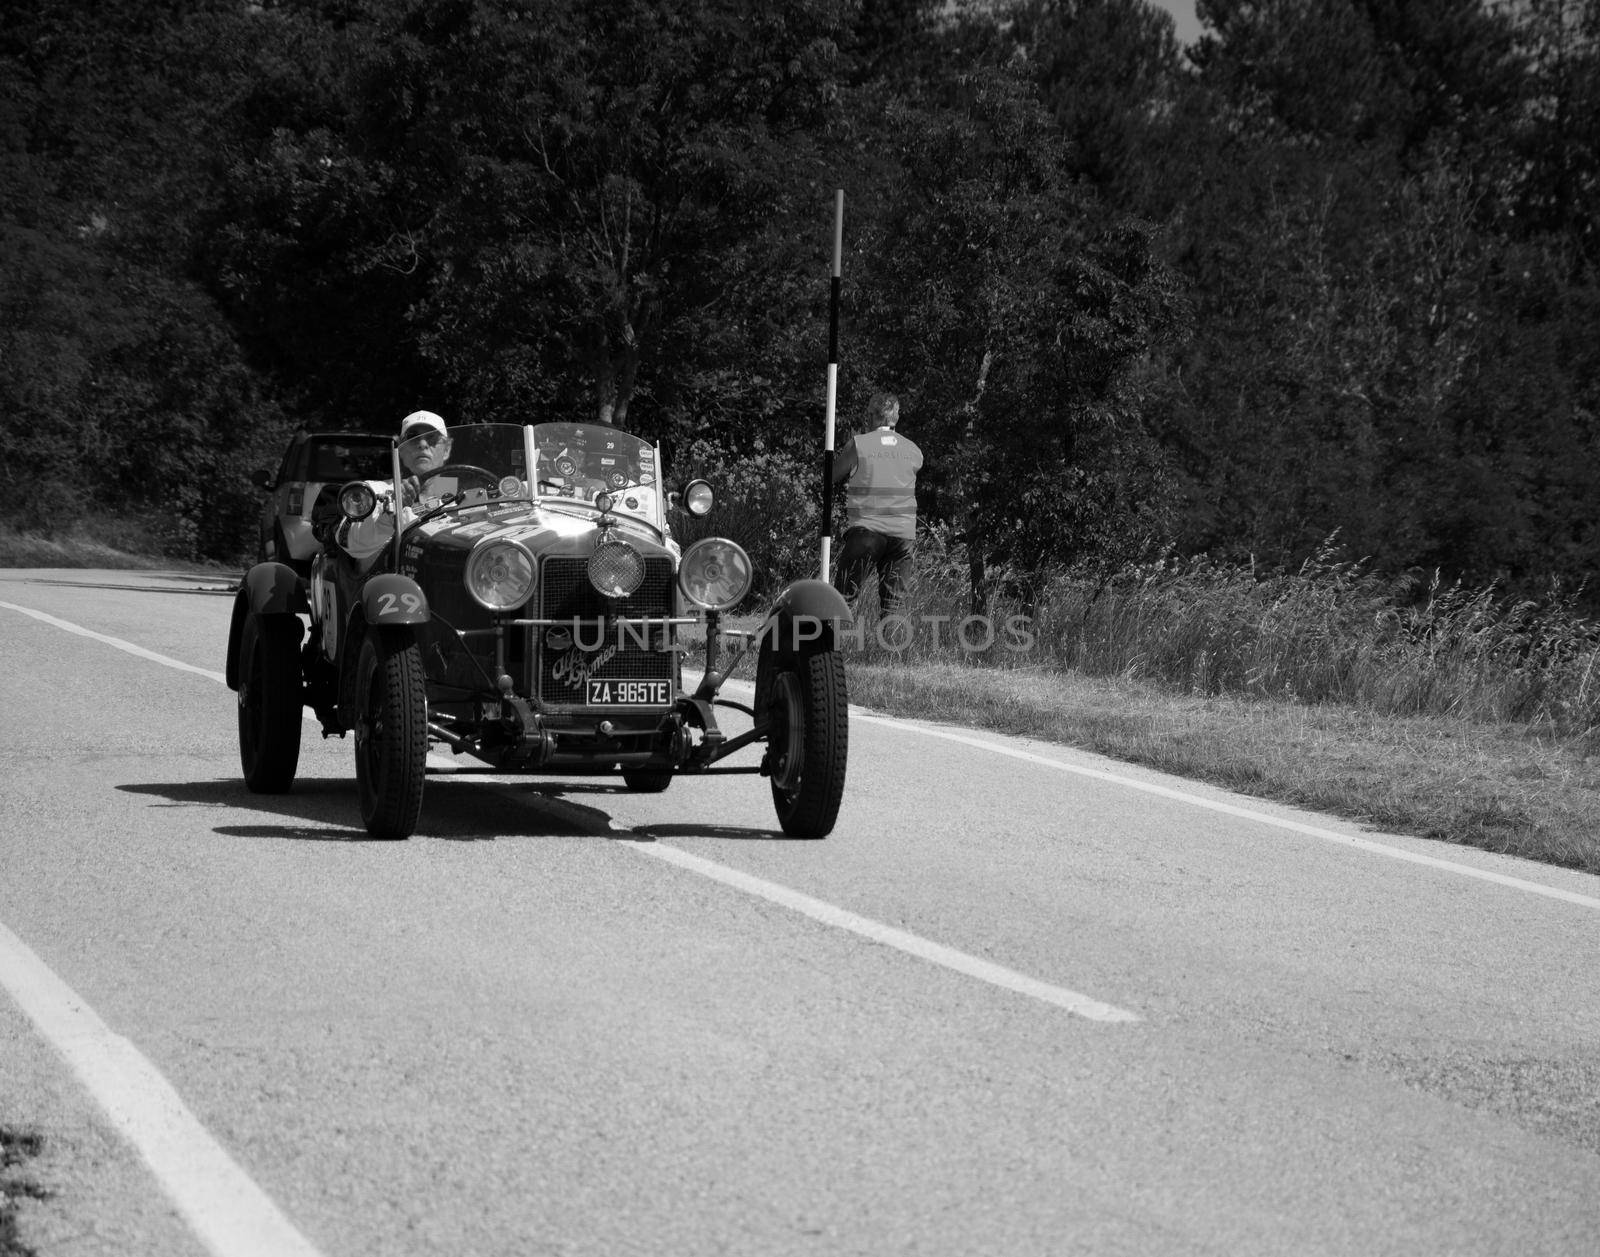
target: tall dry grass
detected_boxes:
[841,534,1600,741]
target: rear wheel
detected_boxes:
[767,647,848,837]
[237,612,303,793]
[354,629,427,840]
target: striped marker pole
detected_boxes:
[820,189,843,581]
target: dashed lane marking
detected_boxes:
[615,834,1139,1022]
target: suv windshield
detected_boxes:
[302,437,390,483]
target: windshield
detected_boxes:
[391,421,664,528]
[396,422,529,487]
[531,423,660,524]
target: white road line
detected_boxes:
[2,600,227,685]
[0,599,336,729]
[700,674,1600,912]
[617,836,1139,1022]
[0,922,328,1257]
[849,710,1600,913]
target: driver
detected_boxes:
[339,409,452,563]
[397,409,453,484]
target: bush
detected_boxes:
[674,439,822,604]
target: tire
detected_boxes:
[237,612,303,793]
[354,628,427,840]
[621,768,673,793]
[767,647,848,837]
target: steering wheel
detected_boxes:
[418,464,499,491]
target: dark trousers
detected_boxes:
[834,527,915,614]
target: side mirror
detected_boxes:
[251,468,274,490]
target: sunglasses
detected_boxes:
[405,430,446,445]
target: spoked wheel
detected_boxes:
[621,768,673,793]
[354,628,427,840]
[767,647,848,837]
[237,612,303,793]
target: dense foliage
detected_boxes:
[3,0,1597,605]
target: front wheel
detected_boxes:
[237,612,303,793]
[354,628,427,840]
[767,648,848,837]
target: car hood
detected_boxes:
[404,500,679,564]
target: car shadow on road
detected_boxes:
[118,777,611,843]
[627,823,797,842]
[509,784,788,841]
[120,778,378,842]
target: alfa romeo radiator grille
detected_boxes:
[536,556,674,707]
[541,556,673,618]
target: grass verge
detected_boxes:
[0,1127,46,1257]
[839,658,1600,876]
[0,521,236,573]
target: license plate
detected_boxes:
[586,679,671,706]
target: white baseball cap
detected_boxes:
[399,410,446,440]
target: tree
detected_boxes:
[0,0,291,554]
[1007,0,1188,196]
[319,0,850,433]
[837,23,1187,600]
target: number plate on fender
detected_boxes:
[586,680,672,706]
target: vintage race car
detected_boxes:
[225,421,851,839]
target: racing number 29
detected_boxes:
[376,591,425,618]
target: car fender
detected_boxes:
[361,574,429,625]
[767,578,851,624]
[761,579,851,652]
[752,581,852,717]
[244,561,309,616]
[225,564,307,690]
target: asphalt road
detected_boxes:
[2,567,1598,1257]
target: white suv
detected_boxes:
[252,431,392,575]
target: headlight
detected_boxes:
[465,539,536,611]
[682,479,714,517]
[588,539,645,598]
[338,481,377,521]
[678,537,752,610]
